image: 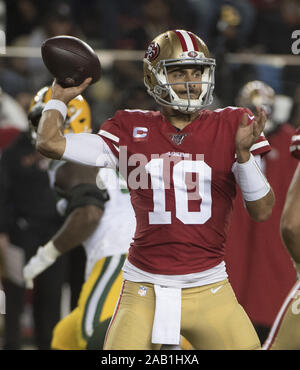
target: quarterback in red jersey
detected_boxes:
[35,30,274,349]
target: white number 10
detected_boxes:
[145,158,212,225]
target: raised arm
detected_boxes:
[233,108,275,222]
[36,78,92,159]
[36,78,117,169]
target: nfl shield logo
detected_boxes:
[138,286,148,296]
[172,133,186,145]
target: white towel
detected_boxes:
[152,285,181,344]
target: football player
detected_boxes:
[34,30,275,350]
[262,129,300,350]
[235,80,277,136]
[23,87,136,349]
[225,81,298,342]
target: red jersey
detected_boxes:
[225,124,298,327]
[99,107,270,275]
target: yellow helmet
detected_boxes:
[143,29,216,113]
[28,86,91,134]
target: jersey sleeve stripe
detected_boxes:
[124,109,150,113]
[290,145,300,152]
[250,140,269,152]
[99,129,120,143]
[112,143,120,153]
[292,134,300,142]
[290,129,300,158]
[97,134,119,160]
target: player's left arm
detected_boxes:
[280,162,300,275]
[51,205,103,253]
[233,107,275,222]
[282,126,300,274]
[50,165,107,253]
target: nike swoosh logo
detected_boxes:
[210,285,223,294]
[247,114,255,120]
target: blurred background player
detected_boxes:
[0,87,27,346]
[0,86,28,157]
[225,80,298,343]
[23,86,136,349]
[263,128,300,350]
[0,93,65,349]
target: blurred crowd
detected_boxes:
[1,0,300,349]
[1,0,300,132]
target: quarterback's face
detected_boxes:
[167,66,203,99]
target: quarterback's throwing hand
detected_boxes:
[50,77,92,105]
[235,107,267,159]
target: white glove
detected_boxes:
[23,241,61,289]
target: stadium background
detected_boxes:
[0,0,300,349]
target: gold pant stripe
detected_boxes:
[103,280,127,348]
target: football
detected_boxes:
[41,35,101,88]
